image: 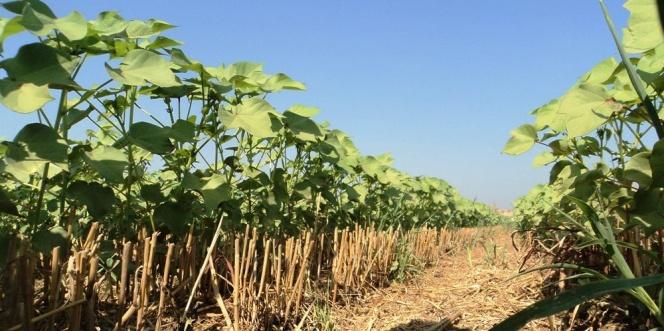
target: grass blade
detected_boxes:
[490,274,664,331]
[598,0,664,139]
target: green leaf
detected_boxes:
[170,119,195,143]
[0,80,53,113]
[0,43,79,88]
[182,172,203,190]
[153,200,191,235]
[347,184,368,203]
[0,17,25,52]
[3,0,55,17]
[637,44,664,84]
[200,174,232,209]
[31,226,67,255]
[20,2,55,36]
[283,107,323,142]
[490,274,664,331]
[652,139,664,187]
[531,99,564,132]
[140,183,164,203]
[67,181,116,218]
[108,49,179,87]
[127,122,174,154]
[0,188,18,216]
[83,145,128,184]
[126,19,174,39]
[145,36,182,50]
[169,48,206,74]
[558,84,618,137]
[220,97,279,138]
[90,11,127,36]
[601,0,664,139]
[532,151,556,167]
[261,73,306,91]
[62,107,92,130]
[625,152,652,188]
[287,105,320,118]
[622,0,664,53]
[503,124,537,155]
[55,11,88,41]
[633,187,664,229]
[12,123,67,164]
[580,57,618,84]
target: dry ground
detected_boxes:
[330,227,554,330]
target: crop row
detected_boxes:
[498,0,664,329]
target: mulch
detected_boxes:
[330,227,556,330]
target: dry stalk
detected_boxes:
[182,215,225,329]
[156,243,175,330]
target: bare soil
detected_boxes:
[330,227,553,330]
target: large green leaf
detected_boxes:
[31,226,68,255]
[90,11,127,36]
[580,57,618,84]
[633,187,664,229]
[532,151,556,167]
[200,174,232,209]
[126,121,174,154]
[360,156,387,178]
[126,19,174,39]
[652,139,664,187]
[283,106,323,142]
[531,100,564,132]
[62,107,92,130]
[0,43,79,88]
[0,188,18,216]
[140,183,165,204]
[287,104,320,118]
[490,274,664,331]
[169,48,206,74]
[55,11,88,41]
[83,145,128,184]
[220,98,279,138]
[170,119,195,143]
[0,17,25,52]
[108,49,179,87]
[502,124,537,155]
[637,44,664,85]
[11,123,67,164]
[558,84,618,137]
[3,0,55,17]
[145,36,182,50]
[19,1,55,36]
[67,181,116,219]
[624,151,652,188]
[622,0,663,53]
[153,200,191,235]
[0,80,53,113]
[261,73,306,92]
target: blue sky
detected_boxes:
[0,1,630,208]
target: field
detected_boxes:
[1,0,664,330]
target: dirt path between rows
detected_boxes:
[330,228,554,330]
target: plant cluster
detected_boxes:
[498,0,664,329]
[0,0,500,255]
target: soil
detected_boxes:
[329,227,554,330]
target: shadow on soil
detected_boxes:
[387,318,472,331]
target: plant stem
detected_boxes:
[31,89,68,226]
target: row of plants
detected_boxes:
[497,0,664,329]
[0,0,501,256]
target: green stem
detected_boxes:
[32,89,68,226]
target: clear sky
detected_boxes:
[0,1,630,208]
